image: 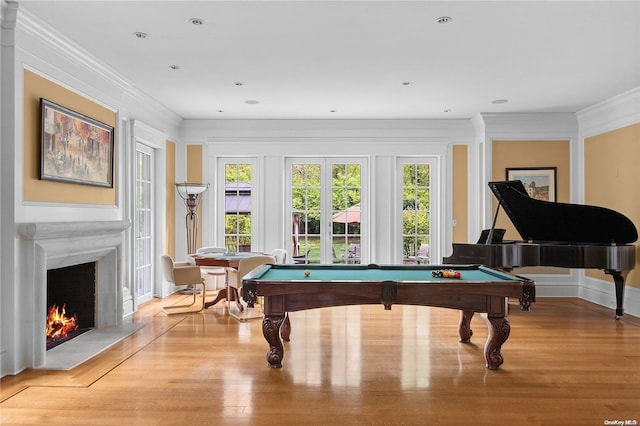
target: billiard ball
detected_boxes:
[432,269,461,279]
[304,269,311,277]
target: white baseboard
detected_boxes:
[533,281,579,298]
[514,273,640,319]
[580,276,640,318]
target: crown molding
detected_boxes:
[576,87,640,138]
[17,7,135,95]
[15,5,182,133]
[479,112,578,139]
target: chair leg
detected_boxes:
[162,281,206,315]
[233,287,244,312]
[228,287,263,322]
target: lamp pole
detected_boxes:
[175,183,209,295]
[175,183,209,256]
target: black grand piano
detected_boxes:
[444,180,637,318]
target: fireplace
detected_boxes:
[18,221,132,369]
[46,262,96,350]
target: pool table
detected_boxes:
[242,263,535,370]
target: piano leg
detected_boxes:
[605,270,628,319]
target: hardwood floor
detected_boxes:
[2,296,640,425]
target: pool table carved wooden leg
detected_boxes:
[263,315,286,368]
[458,310,474,343]
[483,316,510,370]
[280,313,291,342]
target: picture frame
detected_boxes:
[40,98,114,188]
[506,167,557,202]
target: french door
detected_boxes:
[135,144,154,305]
[286,157,368,264]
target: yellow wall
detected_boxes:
[186,144,204,250]
[165,140,176,259]
[584,123,640,288]
[452,145,468,243]
[492,140,571,275]
[23,70,116,204]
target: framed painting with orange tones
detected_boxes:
[40,98,114,187]
[506,167,556,202]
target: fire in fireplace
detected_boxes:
[46,262,96,350]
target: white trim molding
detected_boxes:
[577,87,640,138]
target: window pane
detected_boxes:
[416,212,429,235]
[415,165,429,186]
[415,189,429,210]
[306,164,321,186]
[332,164,347,187]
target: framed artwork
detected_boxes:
[40,98,114,187]
[506,167,556,202]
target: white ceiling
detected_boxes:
[15,0,640,120]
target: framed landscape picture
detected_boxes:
[506,167,556,202]
[40,98,114,187]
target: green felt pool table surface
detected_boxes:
[247,263,521,283]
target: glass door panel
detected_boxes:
[401,162,432,264]
[135,144,153,305]
[291,164,321,264]
[224,163,253,252]
[289,158,366,264]
[331,163,361,264]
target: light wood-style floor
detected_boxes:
[2,296,640,425]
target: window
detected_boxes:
[400,160,434,264]
[224,163,253,252]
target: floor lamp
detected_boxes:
[176,182,209,293]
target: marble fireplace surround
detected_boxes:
[18,220,133,370]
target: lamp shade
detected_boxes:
[175,182,209,199]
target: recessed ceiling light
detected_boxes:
[133,32,148,39]
[169,65,181,70]
[436,16,452,24]
[491,99,509,104]
[189,18,205,26]
[245,100,259,105]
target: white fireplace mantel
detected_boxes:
[18,220,131,369]
[19,221,131,241]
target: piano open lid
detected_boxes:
[488,180,638,245]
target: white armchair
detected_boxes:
[160,254,206,315]
[227,255,276,321]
